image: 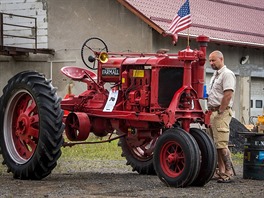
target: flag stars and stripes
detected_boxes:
[167,0,192,35]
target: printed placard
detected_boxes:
[103,90,119,112]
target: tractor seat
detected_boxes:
[61,66,97,81]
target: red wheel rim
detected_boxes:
[126,134,159,161]
[159,141,185,177]
[4,90,39,164]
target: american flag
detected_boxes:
[167,0,192,35]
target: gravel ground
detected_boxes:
[1,158,264,198]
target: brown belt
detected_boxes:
[208,106,231,112]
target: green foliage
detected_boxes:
[54,136,127,173]
[232,152,244,165]
[61,136,123,160]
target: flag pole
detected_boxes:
[187,28,190,46]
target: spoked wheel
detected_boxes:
[0,71,64,179]
[153,128,201,187]
[118,128,161,175]
[189,128,217,186]
[81,37,108,70]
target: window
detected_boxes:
[256,100,263,108]
[251,100,253,108]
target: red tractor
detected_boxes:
[0,35,216,187]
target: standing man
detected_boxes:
[207,50,236,183]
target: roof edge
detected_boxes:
[117,0,164,34]
[209,37,264,49]
[117,1,264,49]
[178,33,264,49]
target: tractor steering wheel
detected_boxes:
[81,37,108,70]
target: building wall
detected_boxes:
[0,0,264,123]
[0,0,153,96]
[0,0,48,48]
[250,77,264,117]
[0,0,51,95]
[47,0,152,96]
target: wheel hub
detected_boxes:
[16,114,29,135]
[167,153,177,163]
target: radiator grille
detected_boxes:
[158,68,183,107]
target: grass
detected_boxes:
[60,135,244,163]
[61,135,123,160]
[232,152,244,165]
[0,135,125,175]
[0,135,244,175]
[55,135,128,173]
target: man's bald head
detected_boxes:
[209,50,224,70]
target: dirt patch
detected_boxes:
[1,158,264,198]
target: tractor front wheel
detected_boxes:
[0,71,64,179]
[189,128,217,186]
[153,128,201,187]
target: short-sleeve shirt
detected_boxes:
[207,65,236,107]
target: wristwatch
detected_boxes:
[217,109,223,114]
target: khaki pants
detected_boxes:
[208,108,232,149]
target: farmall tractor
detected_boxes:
[0,35,217,187]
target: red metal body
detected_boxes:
[60,35,210,142]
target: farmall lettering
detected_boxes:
[102,68,120,76]
[0,36,216,188]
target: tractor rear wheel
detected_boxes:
[189,128,217,186]
[0,71,64,180]
[153,128,201,187]
[118,131,158,175]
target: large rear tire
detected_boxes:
[0,71,64,179]
[118,134,157,175]
[190,128,217,186]
[153,128,201,187]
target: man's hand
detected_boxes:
[219,89,233,113]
